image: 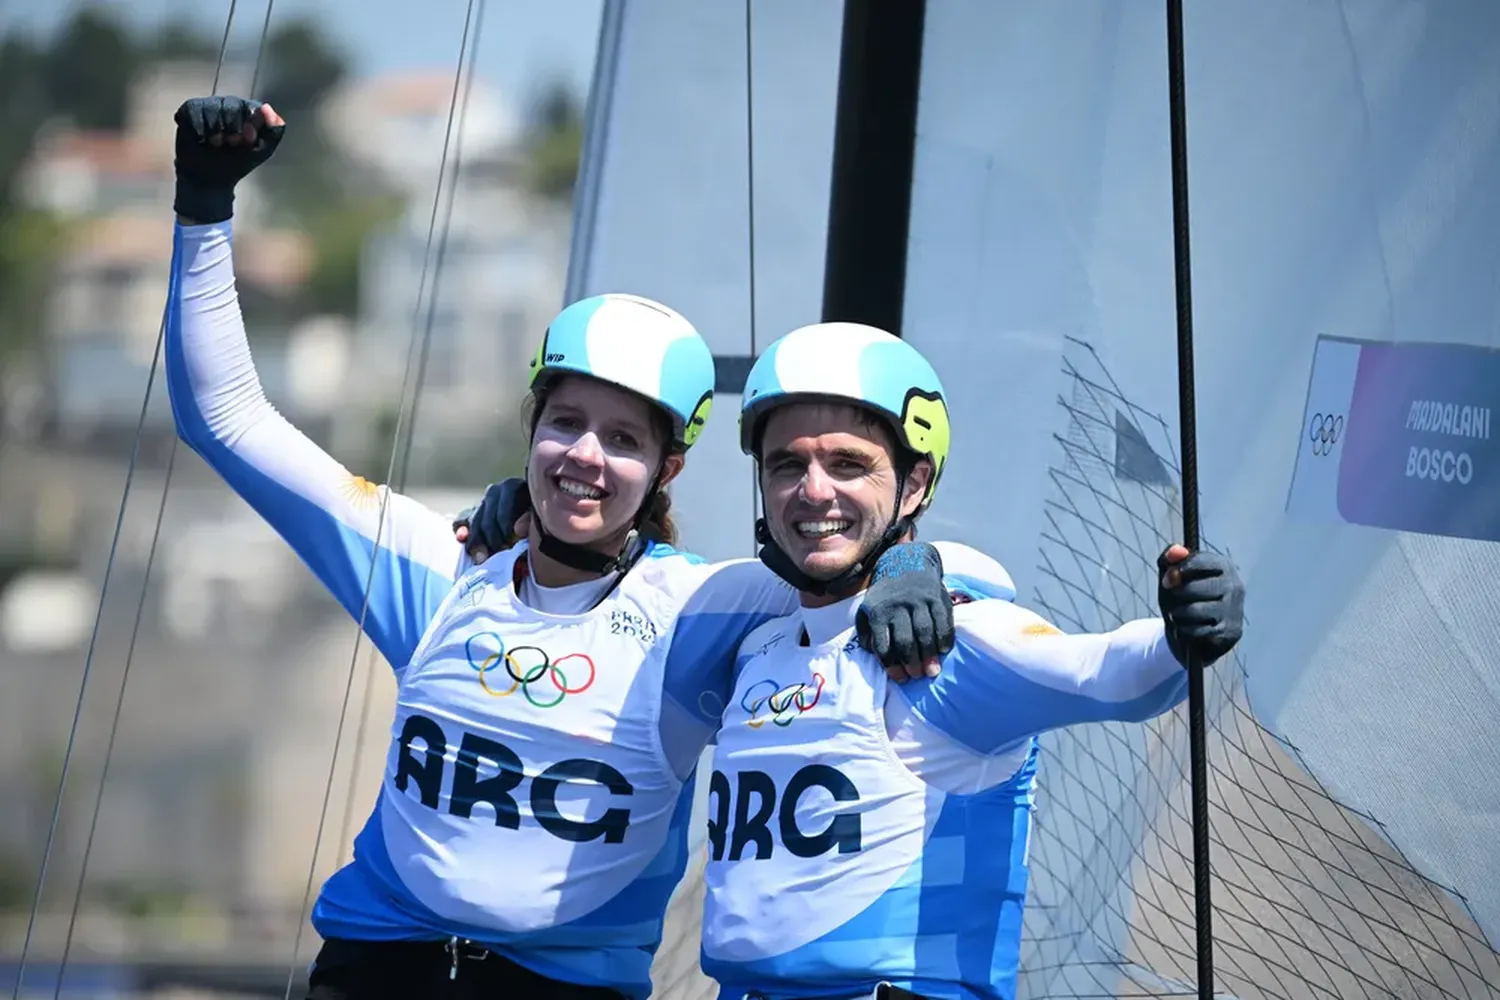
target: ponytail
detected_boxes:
[638,487,678,546]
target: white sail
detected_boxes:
[567,0,844,565]
[567,0,1500,996]
[564,4,845,995]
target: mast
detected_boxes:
[820,0,926,332]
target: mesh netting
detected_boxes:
[647,338,1500,1000]
[1014,338,1500,1000]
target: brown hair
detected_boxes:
[637,489,678,546]
[522,382,680,547]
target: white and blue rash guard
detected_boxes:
[701,575,1187,1000]
[162,222,1013,998]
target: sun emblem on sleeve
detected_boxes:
[340,474,385,510]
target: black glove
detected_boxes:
[173,96,285,224]
[452,477,530,556]
[1157,547,1245,668]
[856,542,956,669]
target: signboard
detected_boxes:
[1287,335,1497,541]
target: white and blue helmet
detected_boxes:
[739,322,952,511]
[528,293,716,451]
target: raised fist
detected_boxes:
[173,96,286,224]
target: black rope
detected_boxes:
[1164,1,1214,997]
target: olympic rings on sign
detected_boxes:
[464,632,597,708]
[1309,412,1343,457]
[741,673,825,729]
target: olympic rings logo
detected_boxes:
[1309,412,1344,456]
[464,632,596,708]
[741,673,825,729]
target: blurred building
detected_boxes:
[0,54,570,962]
[320,69,523,191]
[324,71,571,484]
[17,60,306,452]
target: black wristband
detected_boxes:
[173,180,235,225]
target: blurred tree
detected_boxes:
[0,34,48,202]
[258,18,349,122]
[255,18,351,218]
[0,209,67,362]
[302,193,406,318]
[146,17,220,63]
[0,851,32,910]
[90,878,192,919]
[0,33,58,370]
[0,32,43,101]
[0,11,376,349]
[523,79,584,202]
[41,8,137,130]
[250,18,401,320]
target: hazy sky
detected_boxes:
[2,0,606,103]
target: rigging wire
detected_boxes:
[278,3,486,995]
[51,6,286,994]
[9,0,477,993]
[248,0,277,98]
[1163,1,1215,997]
[330,7,487,871]
[332,661,384,870]
[744,0,761,547]
[48,446,186,1000]
[7,4,262,997]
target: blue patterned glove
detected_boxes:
[856,542,955,671]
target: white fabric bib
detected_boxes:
[380,546,682,932]
[703,606,944,962]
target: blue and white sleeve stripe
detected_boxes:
[640,551,799,777]
[932,540,1018,602]
[896,600,1188,756]
[164,221,466,669]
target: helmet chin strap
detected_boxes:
[535,521,643,575]
[753,461,917,598]
[530,468,665,577]
[754,515,910,598]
